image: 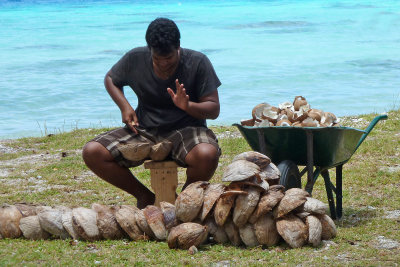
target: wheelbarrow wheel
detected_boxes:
[278,160,301,190]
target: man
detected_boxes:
[82,18,221,208]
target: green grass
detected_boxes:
[0,109,399,266]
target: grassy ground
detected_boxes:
[0,109,399,266]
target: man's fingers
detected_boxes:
[167,87,175,98]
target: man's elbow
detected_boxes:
[209,104,220,120]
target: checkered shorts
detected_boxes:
[90,126,221,168]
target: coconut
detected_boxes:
[278,102,293,110]
[301,117,319,127]
[38,208,70,239]
[115,205,145,240]
[117,141,152,162]
[276,119,292,126]
[239,223,259,247]
[252,103,270,121]
[91,203,125,240]
[160,201,178,231]
[72,207,101,241]
[232,151,271,169]
[293,96,308,111]
[240,118,255,126]
[275,188,309,218]
[149,140,173,161]
[258,163,281,185]
[19,215,50,240]
[306,215,322,247]
[293,110,308,122]
[204,217,229,244]
[175,181,209,222]
[307,109,323,122]
[254,119,272,127]
[318,214,337,240]
[224,218,242,246]
[143,205,167,240]
[251,185,285,222]
[134,208,155,238]
[248,176,270,192]
[292,121,302,127]
[222,160,260,182]
[14,203,37,217]
[200,183,226,222]
[276,214,308,248]
[167,223,208,249]
[0,204,23,238]
[262,106,280,123]
[321,112,337,126]
[61,210,80,240]
[233,186,262,227]
[254,213,280,246]
[302,197,328,215]
[214,190,247,227]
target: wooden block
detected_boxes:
[144,160,179,207]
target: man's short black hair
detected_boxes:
[145,18,181,55]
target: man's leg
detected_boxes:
[82,141,155,209]
[182,143,219,190]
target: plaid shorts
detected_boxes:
[90,126,221,168]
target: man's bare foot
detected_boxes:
[137,193,155,209]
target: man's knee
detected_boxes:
[186,143,219,167]
[82,141,112,164]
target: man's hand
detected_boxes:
[167,79,189,111]
[121,108,139,133]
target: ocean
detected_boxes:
[0,0,399,139]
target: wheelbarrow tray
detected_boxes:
[234,125,365,168]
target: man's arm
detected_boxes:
[167,79,220,120]
[104,70,138,133]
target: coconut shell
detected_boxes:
[232,151,271,169]
[254,213,280,246]
[279,102,293,110]
[293,110,308,122]
[19,215,50,240]
[321,112,337,126]
[248,176,270,192]
[143,205,167,240]
[261,106,279,123]
[276,214,308,248]
[254,119,272,127]
[239,223,259,247]
[252,103,270,121]
[275,188,309,218]
[61,210,79,240]
[251,185,285,222]
[14,203,37,217]
[307,109,323,122]
[134,208,155,238]
[72,207,101,241]
[0,204,23,238]
[167,223,208,249]
[214,190,247,227]
[204,217,229,244]
[276,119,292,126]
[301,117,319,127]
[224,218,242,246]
[222,160,260,182]
[38,208,70,239]
[115,205,145,240]
[306,215,322,247]
[302,197,328,215]
[117,142,151,162]
[200,183,226,222]
[318,214,337,240]
[293,96,307,111]
[160,201,178,231]
[296,211,311,219]
[233,187,261,227]
[175,181,208,222]
[91,203,125,240]
[258,163,280,185]
[240,118,255,126]
[149,140,173,161]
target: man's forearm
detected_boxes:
[184,101,220,120]
[104,73,132,112]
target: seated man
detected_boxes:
[82,18,221,208]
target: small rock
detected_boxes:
[383,210,400,219]
[94,260,101,265]
[374,236,400,250]
[212,261,231,267]
[188,245,198,255]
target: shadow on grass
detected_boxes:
[336,207,379,228]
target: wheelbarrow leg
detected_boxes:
[321,169,337,220]
[305,130,314,193]
[336,164,343,219]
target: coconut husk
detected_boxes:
[302,197,328,215]
[240,118,255,126]
[167,223,208,249]
[276,214,308,248]
[279,102,293,110]
[0,204,23,238]
[258,163,280,185]
[307,109,323,122]
[214,190,247,227]
[38,208,70,239]
[276,119,292,126]
[14,203,37,217]
[61,210,79,240]
[232,151,271,169]
[293,110,308,122]
[321,112,337,126]
[91,203,125,240]
[275,188,309,218]
[115,205,146,241]
[292,121,302,127]
[239,223,259,247]
[224,218,242,246]
[19,215,50,240]
[252,103,270,121]
[72,207,101,241]
[175,181,209,222]
[204,217,229,244]
[117,142,151,162]
[149,140,173,161]
[254,119,272,127]
[133,208,155,238]
[250,185,285,223]
[262,106,280,123]
[293,96,307,111]
[301,117,319,127]
[160,201,178,231]
[254,213,280,246]
[318,214,337,240]
[249,176,270,191]
[35,206,53,213]
[222,160,260,182]
[200,184,226,222]
[233,187,261,227]
[143,205,167,240]
[296,211,311,219]
[306,215,322,247]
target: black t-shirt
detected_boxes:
[109,47,221,133]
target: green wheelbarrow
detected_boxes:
[234,114,388,219]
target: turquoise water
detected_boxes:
[0,0,399,139]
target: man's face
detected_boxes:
[151,48,180,73]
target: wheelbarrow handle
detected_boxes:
[355,114,388,151]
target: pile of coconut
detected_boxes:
[0,152,336,251]
[241,96,340,127]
